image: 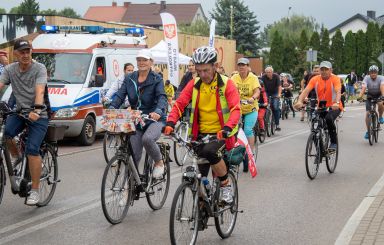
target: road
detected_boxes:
[0,105,382,245]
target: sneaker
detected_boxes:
[300,117,304,122]
[379,117,384,124]
[364,132,369,140]
[328,143,337,151]
[275,126,281,131]
[26,190,39,206]
[220,185,233,204]
[152,164,165,179]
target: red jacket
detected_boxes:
[167,74,241,149]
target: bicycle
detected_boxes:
[267,96,277,136]
[361,97,383,145]
[101,111,171,224]
[103,132,120,163]
[281,90,294,120]
[0,103,61,206]
[168,133,242,245]
[302,100,339,180]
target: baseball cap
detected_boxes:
[136,49,153,60]
[319,61,332,69]
[237,57,250,65]
[13,39,32,51]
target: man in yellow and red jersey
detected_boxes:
[294,61,342,151]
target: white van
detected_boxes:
[2,25,147,145]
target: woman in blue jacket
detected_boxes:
[110,49,168,178]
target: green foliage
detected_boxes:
[330,29,344,74]
[268,31,284,72]
[262,14,319,46]
[179,19,209,36]
[39,9,58,15]
[366,22,381,65]
[9,7,20,14]
[343,31,357,73]
[281,37,298,74]
[355,30,368,75]
[0,8,6,14]
[18,0,40,15]
[298,29,308,51]
[309,31,320,51]
[210,0,260,54]
[319,28,330,61]
[58,7,80,18]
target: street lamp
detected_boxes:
[230,5,234,40]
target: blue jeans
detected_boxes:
[242,111,258,137]
[270,97,281,126]
[4,115,49,156]
[347,85,355,95]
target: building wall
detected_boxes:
[330,19,368,37]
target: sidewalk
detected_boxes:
[349,187,384,245]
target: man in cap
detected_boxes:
[0,50,9,75]
[0,39,50,205]
[294,61,343,151]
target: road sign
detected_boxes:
[306,49,317,62]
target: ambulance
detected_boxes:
[4,25,147,145]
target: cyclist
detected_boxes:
[261,66,282,131]
[164,46,241,204]
[0,39,50,205]
[110,49,168,179]
[164,79,174,109]
[294,61,342,151]
[300,65,320,121]
[280,73,295,117]
[356,65,384,139]
[231,57,260,156]
[257,80,268,136]
[103,63,134,103]
[345,70,358,103]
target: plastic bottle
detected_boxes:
[201,177,211,197]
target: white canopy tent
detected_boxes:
[149,40,192,65]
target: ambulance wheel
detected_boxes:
[78,116,96,146]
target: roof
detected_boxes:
[329,14,372,33]
[84,6,127,22]
[376,15,384,26]
[121,4,202,26]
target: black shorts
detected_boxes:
[365,96,383,111]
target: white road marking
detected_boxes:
[334,173,384,245]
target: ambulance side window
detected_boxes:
[90,57,106,87]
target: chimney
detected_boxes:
[112,1,117,7]
[160,1,166,12]
[367,10,376,19]
[124,2,131,8]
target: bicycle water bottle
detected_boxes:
[201,177,211,197]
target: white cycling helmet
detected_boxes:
[369,65,379,72]
[192,46,217,64]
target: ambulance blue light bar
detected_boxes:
[81,26,104,34]
[125,27,144,36]
[40,25,58,33]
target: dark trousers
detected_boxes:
[325,109,341,144]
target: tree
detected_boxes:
[309,31,320,51]
[264,14,319,46]
[298,29,308,51]
[58,7,80,18]
[343,31,357,73]
[18,0,40,15]
[281,37,298,74]
[355,30,368,75]
[366,22,381,65]
[268,31,284,72]
[0,8,6,14]
[319,28,330,61]
[210,0,260,54]
[9,7,20,14]
[381,25,384,53]
[40,8,58,15]
[330,29,344,74]
[179,19,209,36]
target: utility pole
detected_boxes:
[230,5,234,40]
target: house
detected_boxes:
[84,1,207,28]
[329,10,384,37]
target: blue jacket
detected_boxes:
[110,70,168,122]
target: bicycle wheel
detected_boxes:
[253,126,258,161]
[0,162,5,205]
[326,137,339,174]
[270,114,276,135]
[103,133,120,164]
[101,156,133,224]
[37,145,58,207]
[258,124,266,143]
[146,147,171,210]
[173,123,189,166]
[215,171,238,238]
[265,110,271,137]
[373,113,379,143]
[170,181,199,245]
[281,104,286,120]
[305,133,320,180]
[368,115,374,145]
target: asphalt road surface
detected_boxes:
[0,105,382,245]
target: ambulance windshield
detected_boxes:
[33,53,92,84]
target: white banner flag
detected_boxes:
[209,19,216,47]
[160,12,179,87]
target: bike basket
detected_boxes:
[224,145,246,166]
[101,109,137,134]
[45,124,67,142]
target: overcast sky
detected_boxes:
[2,0,383,30]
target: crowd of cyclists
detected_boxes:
[1,40,384,244]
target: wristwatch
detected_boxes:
[34,109,42,115]
[336,101,340,104]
